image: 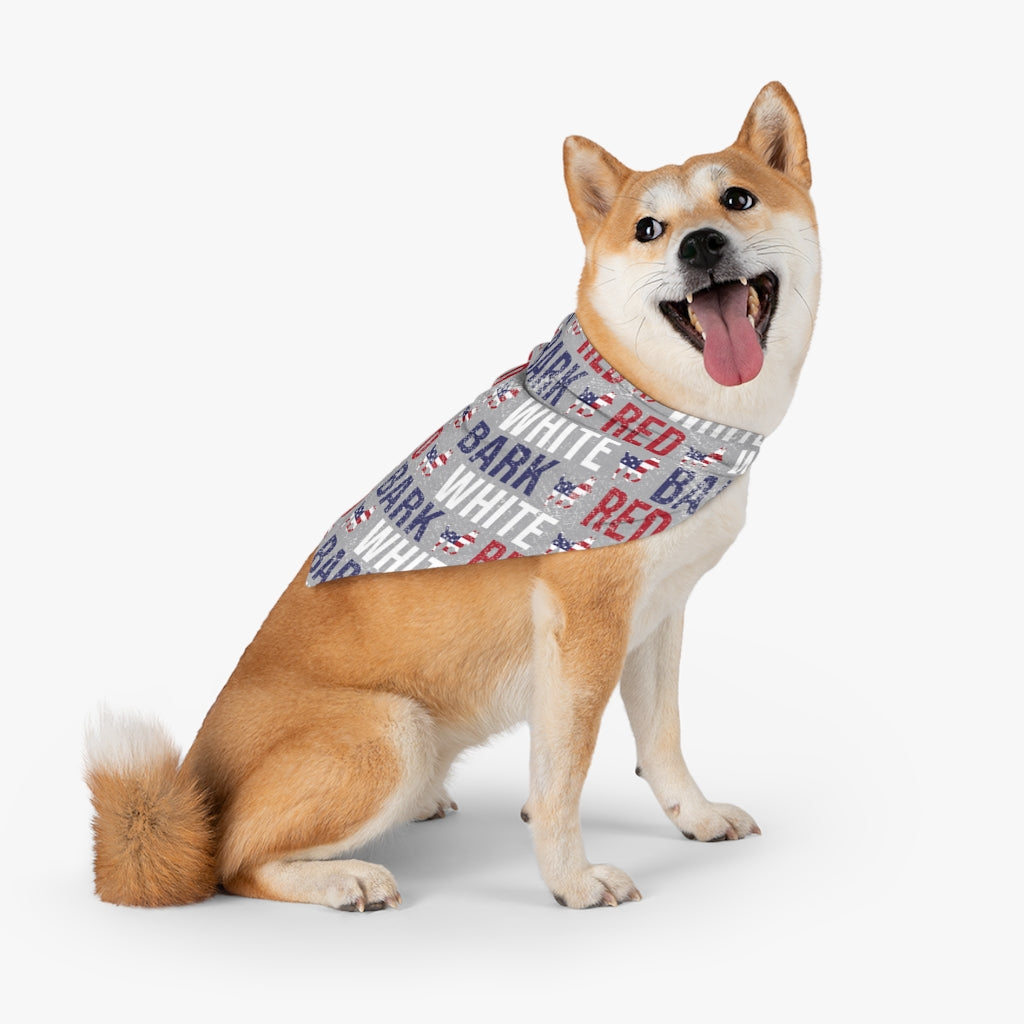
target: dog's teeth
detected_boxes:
[748,315,757,329]
[686,293,693,304]
[688,305,704,334]
[740,277,748,286]
[746,285,760,320]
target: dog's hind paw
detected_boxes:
[551,864,642,909]
[227,857,403,911]
[325,861,403,912]
[673,801,760,842]
[413,791,459,822]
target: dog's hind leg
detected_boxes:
[200,688,439,910]
[620,612,760,842]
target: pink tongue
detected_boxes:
[690,282,764,386]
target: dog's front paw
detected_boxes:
[673,801,760,842]
[550,864,642,909]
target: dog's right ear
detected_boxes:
[563,136,631,245]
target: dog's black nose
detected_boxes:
[679,229,728,269]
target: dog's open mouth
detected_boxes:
[659,273,777,386]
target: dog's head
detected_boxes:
[564,82,819,434]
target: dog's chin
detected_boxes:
[659,272,777,387]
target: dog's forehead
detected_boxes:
[640,162,728,213]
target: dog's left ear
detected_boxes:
[563,136,632,244]
[735,82,812,189]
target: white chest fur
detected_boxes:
[628,474,749,649]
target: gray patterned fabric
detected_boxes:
[307,313,763,585]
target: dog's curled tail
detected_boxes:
[84,708,217,907]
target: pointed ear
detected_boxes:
[563,136,632,243]
[735,82,812,189]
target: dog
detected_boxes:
[85,82,820,911]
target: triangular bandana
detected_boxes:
[307,313,763,585]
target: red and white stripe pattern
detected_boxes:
[545,475,596,510]
[545,534,594,554]
[486,384,521,409]
[679,446,725,467]
[613,453,660,482]
[433,528,479,554]
[452,406,477,429]
[568,392,615,418]
[344,504,376,532]
[419,446,453,477]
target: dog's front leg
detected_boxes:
[522,580,642,909]
[621,612,760,841]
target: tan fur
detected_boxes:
[85,83,819,910]
[87,753,216,907]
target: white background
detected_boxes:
[2,1,1019,1019]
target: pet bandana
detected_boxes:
[307,313,763,585]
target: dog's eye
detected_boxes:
[721,187,757,211]
[635,217,664,242]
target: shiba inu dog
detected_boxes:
[85,82,819,911]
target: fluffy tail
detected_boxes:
[84,708,217,907]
